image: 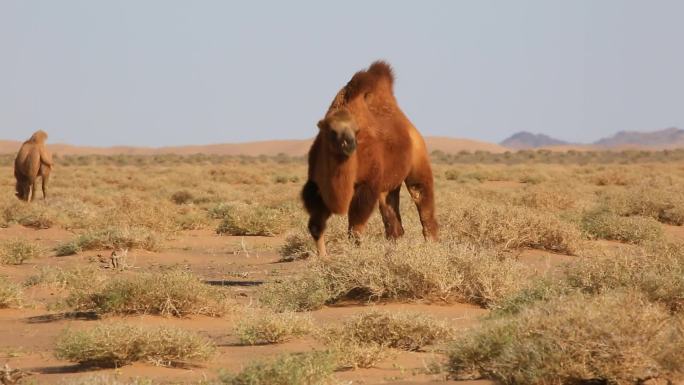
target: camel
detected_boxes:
[14,130,53,202]
[302,61,438,256]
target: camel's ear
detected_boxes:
[317,119,327,130]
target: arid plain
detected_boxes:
[1,149,683,385]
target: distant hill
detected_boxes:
[500,132,570,149]
[594,127,684,149]
[0,136,508,157]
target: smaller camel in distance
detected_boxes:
[302,61,439,256]
[14,130,53,202]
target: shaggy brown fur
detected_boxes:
[302,61,438,256]
[14,130,52,202]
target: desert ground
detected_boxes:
[1,150,683,385]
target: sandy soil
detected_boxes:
[2,223,682,385]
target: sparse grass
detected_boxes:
[219,351,337,385]
[24,265,104,290]
[440,198,583,254]
[259,272,331,313]
[55,226,162,256]
[68,270,232,317]
[260,239,527,311]
[59,376,155,385]
[448,291,684,385]
[324,310,453,351]
[55,323,215,367]
[581,208,664,244]
[494,243,684,315]
[278,229,315,262]
[216,204,291,236]
[170,190,194,205]
[235,310,313,345]
[0,239,41,264]
[0,277,22,308]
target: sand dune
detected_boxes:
[0,137,508,156]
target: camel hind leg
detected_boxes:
[378,186,404,239]
[405,164,439,241]
[41,173,50,200]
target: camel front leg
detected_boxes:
[348,184,379,243]
[42,174,50,200]
[302,180,332,257]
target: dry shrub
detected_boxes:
[260,239,527,311]
[581,209,664,244]
[56,226,162,256]
[448,291,684,385]
[215,203,290,236]
[516,184,577,211]
[0,239,41,264]
[600,183,684,225]
[68,270,232,317]
[278,228,315,262]
[59,376,154,385]
[24,265,105,291]
[235,310,313,345]
[259,273,331,313]
[325,310,453,352]
[494,243,684,315]
[0,277,22,308]
[55,323,215,367]
[170,190,194,205]
[1,200,54,229]
[440,198,583,254]
[220,351,337,385]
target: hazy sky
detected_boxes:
[1,1,682,147]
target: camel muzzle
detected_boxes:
[340,137,357,156]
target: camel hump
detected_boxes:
[367,61,394,85]
[28,130,48,143]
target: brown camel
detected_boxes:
[302,61,439,256]
[14,130,53,202]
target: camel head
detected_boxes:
[318,109,359,157]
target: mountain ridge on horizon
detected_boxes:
[500,127,684,150]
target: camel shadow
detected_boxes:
[26,311,99,324]
[203,280,264,287]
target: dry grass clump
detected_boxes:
[495,243,684,315]
[215,203,291,236]
[170,190,194,205]
[580,208,664,244]
[325,310,453,352]
[56,226,162,256]
[278,228,315,262]
[235,310,313,345]
[1,199,55,229]
[220,351,337,385]
[55,323,215,367]
[0,277,22,308]
[260,239,527,311]
[259,272,331,313]
[24,265,104,290]
[515,184,578,211]
[59,376,154,385]
[440,198,583,254]
[68,270,231,317]
[600,184,684,225]
[0,239,42,264]
[448,291,684,385]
